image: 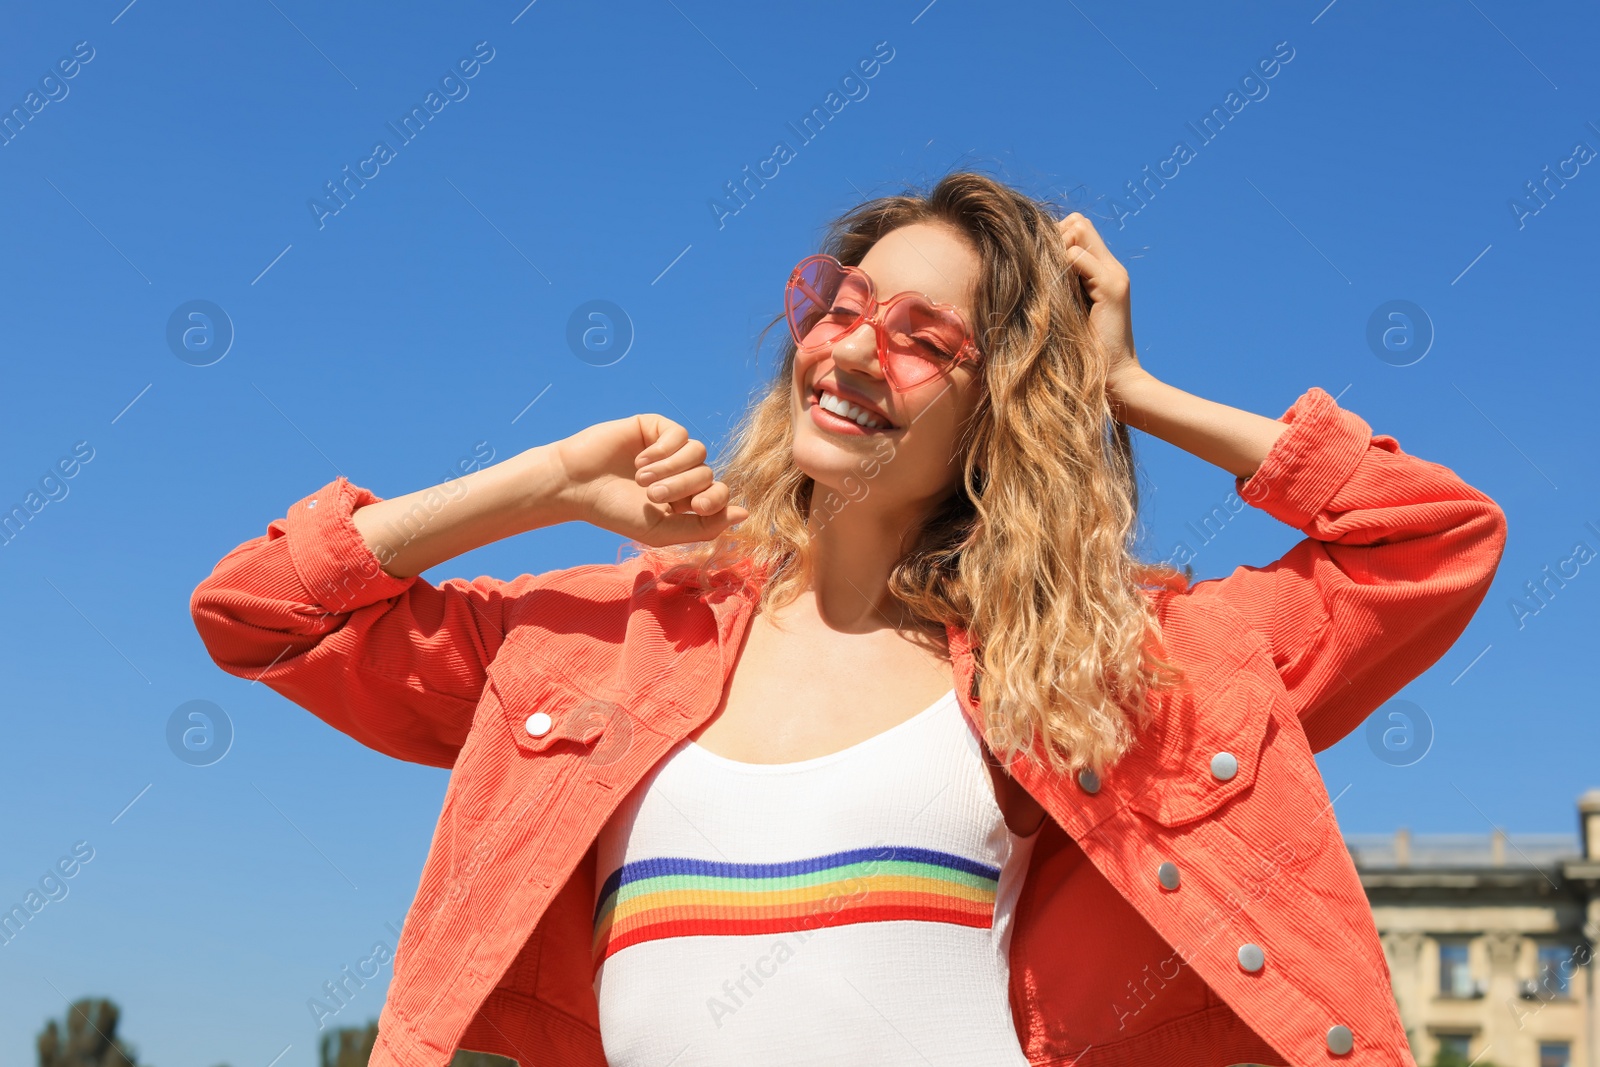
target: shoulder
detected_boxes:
[1141,579,1272,689]
[494,551,736,664]
[497,553,671,629]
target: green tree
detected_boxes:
[36,997,141,1067]
[449,1054,516,1067]
[1431,1051,1502,1067]
[319,1022,514,1067]
[318,1023,376,1067]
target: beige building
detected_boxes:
[1345,790,1600,1067]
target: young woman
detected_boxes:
[191,172,1506,1067]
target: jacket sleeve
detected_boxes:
[1180,385,1508,753]
[189,475,545,769]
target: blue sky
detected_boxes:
[2,1,1596,1063]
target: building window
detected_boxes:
[1435,1033,1473,1064]
[1438,939,1475,998]
[1539,1042,1571,1067]
[1537,943,1573,996]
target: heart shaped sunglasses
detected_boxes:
[784,253,983,392]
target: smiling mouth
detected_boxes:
[809,385,897,431]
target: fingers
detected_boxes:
[1056,211,1116,263]
[638,439,709,497]
[1055,214,1130,303]
[654,501,752,545]
[633,414,689,468]
[664,478,735,518]
[1061,244,1129,303]
[629,415,732,518]
[652,470,731,517]
[636,434,705,480]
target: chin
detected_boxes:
[790,421,872,496]
[790,428,842,486]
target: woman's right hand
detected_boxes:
[554,414,749,547]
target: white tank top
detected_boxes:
[591,688,1041,1066]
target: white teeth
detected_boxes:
[818,390,887,429]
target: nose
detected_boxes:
[828,319,882,379]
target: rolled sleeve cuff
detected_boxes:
[1234,386,1373,532]
[283,476,417,614]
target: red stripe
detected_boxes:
[593,903,991,976]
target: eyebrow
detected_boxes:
[848,264,960,309]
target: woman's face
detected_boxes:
[790,221,985,524]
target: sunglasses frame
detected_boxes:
[784,253,983,392]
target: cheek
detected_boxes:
[909,379,982,466]
[903,373,978,431]
[791,351,826,398]
[896,390,969,466]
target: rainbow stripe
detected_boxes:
[592,846,999,972]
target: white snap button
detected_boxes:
[1157,861,1181,890]
[1237,943,1265,972]
[1326,1024,1354,1055]
[524,712,552,738]
[1211,751,1238,781]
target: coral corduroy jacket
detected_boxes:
[191,386,1506,1067]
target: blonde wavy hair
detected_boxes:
[636,170,1191,775]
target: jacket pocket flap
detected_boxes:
[485,661,617,755]
[1122,665,1274,827]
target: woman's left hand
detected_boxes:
[1055,212,1148,400]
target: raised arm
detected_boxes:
[189,417,747,768]
[1108,369,1288,481]
[1056,211,1507,751]
[1126,376,1508,751]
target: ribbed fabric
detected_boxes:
[591,689,1038,1066]
[187,385,1508,1067]
[593,845,1003,962]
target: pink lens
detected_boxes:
[786,257,860,350]
[882,297,971,390]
